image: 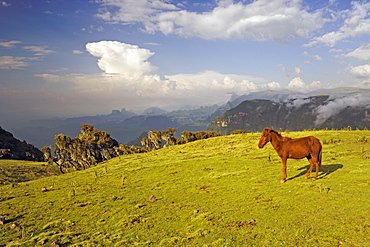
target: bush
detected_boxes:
[230,129,246,135]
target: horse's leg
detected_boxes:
[312,158,321,181]
[280,157,287,183]
[305,157,315,179]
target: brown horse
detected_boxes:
[258,128,322,183]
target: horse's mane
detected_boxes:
[269,129,283,138]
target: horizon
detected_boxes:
[1,0,370,128]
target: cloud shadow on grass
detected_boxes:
[287,164,343,181]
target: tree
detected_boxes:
[47,124,121,173]
[180,131,195,143]
[161,128,177,147]
[148,130,162,150]
[140,137,151,151]
[54,133,72,170]
[41,146,54,166]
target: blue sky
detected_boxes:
[1,0,370,127]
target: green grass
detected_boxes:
[1,130,370,246]
[0,160,61,186]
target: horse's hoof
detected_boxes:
[312,178,317,181]
[280,179,286,184]
[304,176,309,179]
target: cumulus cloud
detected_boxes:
[166,70,269,93]
[345,44,370,61]
[305,1,370,47]
[86,41,157,79]
[33,41,284,111]
[315,95,370,125]
[96,0,326,42]
[350,64,370,78]
[287,77,322,91]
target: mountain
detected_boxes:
[207,95,370,134]
[6,87,370,148]
[143,107,167,115]
[6,109,136,149]
[0,126,42,161]
[7,105,220,148]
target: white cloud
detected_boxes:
[280,65,303,77]
[345,44,370,61]
[0,56,29,70]
[287,77,322,91]
[350,64,370,78]
[64,70,275,109]
[0,40,21,48]
[34,41,282,111]
[2,1,11,7]
[166,70,266,93]
[329,48,342,53]
[313,55,323,61]
[23,46,55,56]
[315,95,370,125]
[81,25,104,33]
[34,73,63,82]
[73,50,83,54]
[97,0,327,41]
[303,51,323,61]
[95,0,179,24]
[287,77,305,89]
[285,97,312,109]
[266,81,281,90]
[85,41,157,79]
[305,1,370,47]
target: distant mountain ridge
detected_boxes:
[207,94,370,134]
[5,87,370,148]
[7,105,219,148]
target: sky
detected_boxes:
[1,0,370,128]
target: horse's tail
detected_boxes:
[318,144,322,167]
[317,138,322,167]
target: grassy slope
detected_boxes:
[0,160,61,186]
[1,130,370,246]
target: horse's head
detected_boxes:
[258,128,272,148]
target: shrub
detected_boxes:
[230,129,246,135]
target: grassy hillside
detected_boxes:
[1,130,370,246]
[0,160,61,186]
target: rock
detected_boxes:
[148,195,156,202]
[10,223,20,230]
[0,215,6,224]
